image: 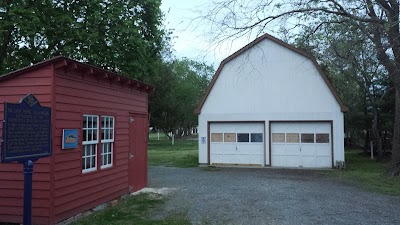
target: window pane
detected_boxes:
[224,133,236,142]
[110,118,114,128]
[88,130,92,141]
[93,129,97,141]
[91,145,96,155]
[93,117,97,129]
[85,146,90,156]
[85,158,90,169]
[251,133,263,142]
[101,117,105,128]
[108,155,111,164]
[82,159,85,170]
[110,129,114,139]
[286,133,299,143]
[105,129,109,140]
[92,129,95,141]
[88,116,92,128]
[237,133,249,142]
[272,133,285,143]
[316,134,329,143]
[91,156,95,167]
[301,133,314,143]
[211,133,223,142]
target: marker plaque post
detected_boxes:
[1,94,52,225]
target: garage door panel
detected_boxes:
[281,156,301,167]
[236,155,263,165]
[301,147,316,156]
[316,157,331,167]
[285,149,301,156]
[316,152,331,157]
[271,122,332,168]
[211,154,236,164]
[271,156,286,167]
[301,156,316,167]
[237,144,263,153]
[210,122,264,166]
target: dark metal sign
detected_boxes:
[1,94,52,163]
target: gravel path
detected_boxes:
[148,166,400,225]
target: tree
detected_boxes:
[0,0,165,79]
[294,22,394,160]
[149,59,213,137]
[201,0,400,175]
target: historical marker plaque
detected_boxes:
[1,94,52,163]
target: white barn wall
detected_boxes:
[198,38,345,166]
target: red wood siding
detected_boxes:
[0,66,53,225]
[52,69,148,223]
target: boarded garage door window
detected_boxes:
[301,133,314,143]
[251,133,263,142]
[224,133,236,142]
[211,133,223,142]
[237,133,249,142]
[316,134,330,143]
[272,133,285,143]
[286,133,299,143]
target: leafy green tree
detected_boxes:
[0,0,165,79]
[294,23,394,160]
[149,59,213,137]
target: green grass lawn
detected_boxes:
[70,193,190,225]
[148,133,198,167]
[326,149,400,196]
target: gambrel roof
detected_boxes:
[195,34,348,114]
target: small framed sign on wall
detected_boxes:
[62,129,78,149]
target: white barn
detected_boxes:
[195,34,348,168]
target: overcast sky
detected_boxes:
[160,0,252,68]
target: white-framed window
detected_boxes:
[82,115,99,173]
[101,116,114,168]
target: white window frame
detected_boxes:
[101,116,114,169]
[82,115,99,173]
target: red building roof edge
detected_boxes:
[0,56,154,94]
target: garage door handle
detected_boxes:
[300,147,302,151]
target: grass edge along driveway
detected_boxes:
[325,149,400,196]
[70,193,190,225]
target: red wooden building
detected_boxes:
[0,56,152,224]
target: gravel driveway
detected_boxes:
[148,166,400,225]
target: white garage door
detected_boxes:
[210,122,264,166]
[271,122,332,168]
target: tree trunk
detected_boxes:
[372,111,383,161]
[390,84,400,175]
[364,130,370,155]
[363,95,369,155]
